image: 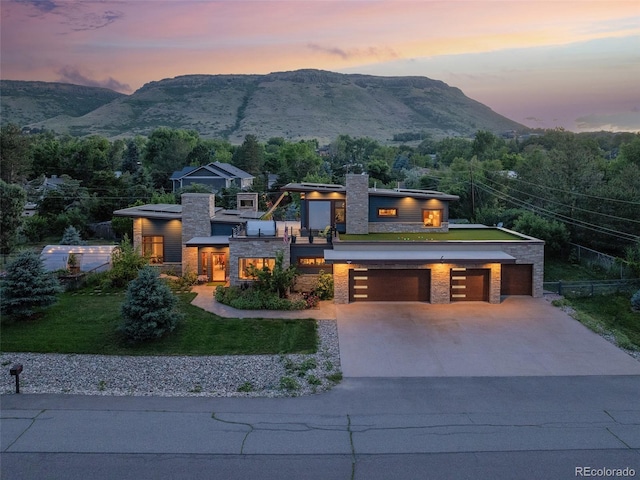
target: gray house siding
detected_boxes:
[369,196,449,223]
[141,218,182,263]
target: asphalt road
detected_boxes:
[2,376,640,479]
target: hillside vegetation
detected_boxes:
[0,80,124,128]
[2,70,523,142]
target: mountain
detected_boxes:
[2,70,525,143]
[0,80,125,129]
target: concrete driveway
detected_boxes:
[336,297,640,377]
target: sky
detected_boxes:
[1,0,639,132]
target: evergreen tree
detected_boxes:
[60,225,83,245]
[0,250,62,319]
[232,134,264,175]
[0,180,27,254]
[120,267,182,342]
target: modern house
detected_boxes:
[170,162,254,193]
[114,174,544,304]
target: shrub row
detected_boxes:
[215,285,306,310]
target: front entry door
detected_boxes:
[201,252,226,281]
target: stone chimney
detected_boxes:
[346,174,369,235]
[181,193,215,274]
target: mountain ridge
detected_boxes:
[1,70,525,143]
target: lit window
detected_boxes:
[142,236,164,263]
[423,210,442,227]
[378,208,398,217]
[298,257,327,268]
[239,257,276,279]
[335,201,345,223]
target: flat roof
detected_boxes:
[185,236,230,246]
[324,249,516,264]
[281,182,458,201]
[113,204,182,219]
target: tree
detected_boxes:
[0,180,27,254]
[121,139,141,174]
[0,250,62,319]
[513,212,571,257]
[0,124,32,183]
[232,134,264,175]
[120,267,182,342]
[144,128,199,189]
[367,159,392,185]
[60,225,83,245]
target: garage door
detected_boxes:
[501,264,533,296]
[349,269,430,302]
[450,268,489,302]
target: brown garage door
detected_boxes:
[349,269,430,302]
[501,264,533,296]
[450,268,489,302]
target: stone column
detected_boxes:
[181,193,215,275]
[346,174,369,235]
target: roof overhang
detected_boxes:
[324,249,516,264]
[185,236,230,246]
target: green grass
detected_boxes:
[340,229,523,242]
[544,258,618,282]
[0,291,317,355]
[564,293,640,350]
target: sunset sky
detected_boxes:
[1,0,639,132]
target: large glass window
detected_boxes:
[239,257,276,279]
[423,209,442,227]
[308,201,332,230]
[143,236,164,263]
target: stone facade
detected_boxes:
[345,174,369,234]
[228,237,291,286]
[181,193,215,275]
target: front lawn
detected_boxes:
[0,291,317,355]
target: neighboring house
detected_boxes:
[114,175,544,304]
[170,162,254,193]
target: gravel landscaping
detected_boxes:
[0,320,341,397]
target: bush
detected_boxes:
[314,270,334,300]
[120,267,183,342]
[0,250,62,319]
[215,285,306,310]
[632,290,640,311]
[105,234,148,288]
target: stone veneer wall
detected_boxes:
[132,218,142,252]
[228,238,291,286]
[181,193,215,275]
[293,274,318,293]
[346,174,369,234]
[369,222,449,234]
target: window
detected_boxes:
[334,201,345,223]
[423,209,442,227]
[377,208,398,217]
[142,236,164,263]
[298,257,327,268]
[239,257,276,279]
